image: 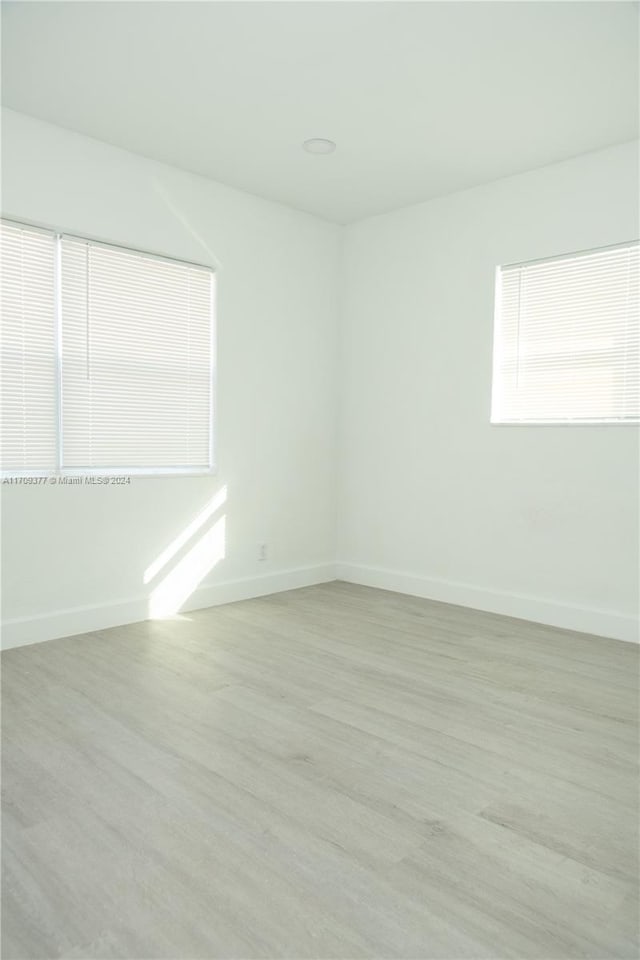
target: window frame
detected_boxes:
[1,217,217,478]
[490,239,640,427]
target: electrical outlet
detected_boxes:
[257,542,268,562]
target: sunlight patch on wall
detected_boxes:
[144,485,227,585]
[148,515,226,619]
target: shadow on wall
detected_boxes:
[151,175,224,271]
[144,485,227,619]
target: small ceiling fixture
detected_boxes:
[303,138,336,155]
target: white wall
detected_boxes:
[2,112,637,647]
[1,109,341,646]
[338,142,640,643]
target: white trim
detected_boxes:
[0,564,337,650]
[53,233,64,471]
[208,270,217,474]
[62,232,215,274]
[3,562,636,650]
[334,563,638,644]
[490,420,640,426]
[0,468,216,479]
[501,237,639,272]
[0,216,216,273]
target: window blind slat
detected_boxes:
[492,242,640,424]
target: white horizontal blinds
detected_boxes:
[60,238,213,469]
[0,221,57,471]
[492,242,640,423]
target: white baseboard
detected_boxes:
[3,561,636,650]
[0,564,337,651]
[335,562,638,644]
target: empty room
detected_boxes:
[1,2,638,958]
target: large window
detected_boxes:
[491,241,639,424]
[1,220,215,475]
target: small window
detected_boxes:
[491,242,639,424]
[1,220,215,475]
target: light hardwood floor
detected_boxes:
[2,582,638,959]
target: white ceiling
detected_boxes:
[2,1,638,223]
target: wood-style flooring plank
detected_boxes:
[2,582,638,958]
